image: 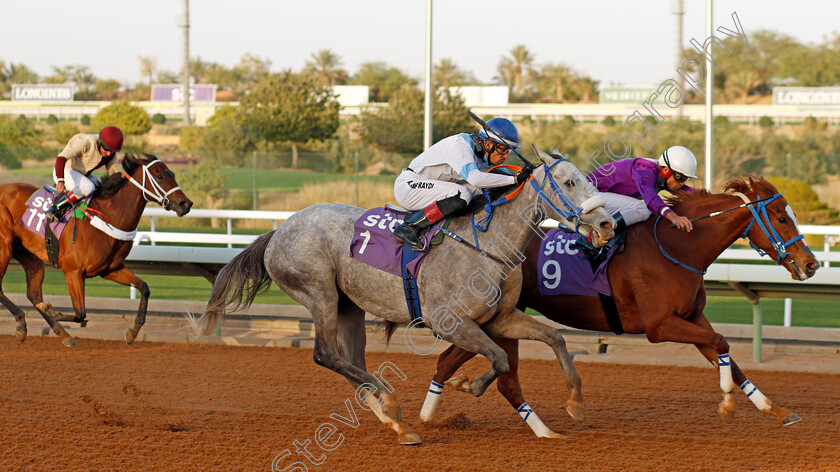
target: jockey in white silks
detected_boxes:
[392,117,532,251]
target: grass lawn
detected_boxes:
[7,166,394,194]
[2,268,837,328]
[220,168,394,193]
[0,269,298,306]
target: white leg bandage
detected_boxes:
[718,354,736,393]
[740,380,771,412]
[518,403,554,438]
[419,381,444,422]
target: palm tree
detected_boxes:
[70,65,96,97]
[190,56,210,83]
[138,56,157,89]
[539,63,574,102]
[44,65,73,84]
[434,58,458,87]
[571,77,598,102]
[496,45,536,101]
[304,49,348,86]
[433,58,477,87]
[6,63,39,84]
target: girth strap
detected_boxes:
[401,243,426,328]
[599,294,623,335]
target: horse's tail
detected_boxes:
[382,321,398,346]
[188,230,276,338]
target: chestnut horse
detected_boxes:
[0,152,192,347]
[422,177,819,436]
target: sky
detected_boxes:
[2,0,838,89]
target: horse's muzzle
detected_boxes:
[169,199,193,216]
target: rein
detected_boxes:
[434,164,528,265]
[433,158,590,266]
[125,159,182,207]
[654,191,804,274]
[474,164,529,232]
[529,158,585,230]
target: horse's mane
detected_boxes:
[664,176,778,216]
[97,152,157,197]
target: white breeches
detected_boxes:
[53,168,100,198]
[598,192,652,225]
[394,170,475,210]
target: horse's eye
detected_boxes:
[565,180,575,188]
[157,173,164,179]
[779,217,788,224]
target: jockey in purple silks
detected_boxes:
[577,145,697,253]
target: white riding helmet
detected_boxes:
[658,146,698,178]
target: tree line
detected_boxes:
[7,28,840,103]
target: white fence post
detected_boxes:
[783,298,792,327]
[227,218,233,249]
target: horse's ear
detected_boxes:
[747,176,757,192]
[551,146,562,155]
[532,144,554,165]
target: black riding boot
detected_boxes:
[45,193,73,221]
[393,195,467,252]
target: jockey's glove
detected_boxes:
[514,165,534,185]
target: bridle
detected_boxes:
[530,157,588,230]
[655,191,804,274]
[731,191,803,265]
[125,159,182,207]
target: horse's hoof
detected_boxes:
[15,328,27,342]
[780,412,802,426]
[62,337,77,348]
[125,330,137,345]
[398,431,421,445]
[566,401,584,422]
[468,382,489,397]
[444,374,471,393]
[539,429,566,439]
[718,404,735,423]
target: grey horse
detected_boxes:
[190,148,615,444]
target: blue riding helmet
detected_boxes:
[478,117,521,149]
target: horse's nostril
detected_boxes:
[806,261,819,273]
[601,221,613,230]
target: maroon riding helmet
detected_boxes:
[98,126,124,152]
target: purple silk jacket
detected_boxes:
[586,158,692,217]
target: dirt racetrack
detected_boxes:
[2,335,839,472]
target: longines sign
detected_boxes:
[773,87,840,106]
[12,84,75,101]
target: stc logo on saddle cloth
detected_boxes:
[542,230,580,258]
[361,212,404,233]
[24,193,55,234]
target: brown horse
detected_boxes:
[422,177,819,436]
[0,152,192,347]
